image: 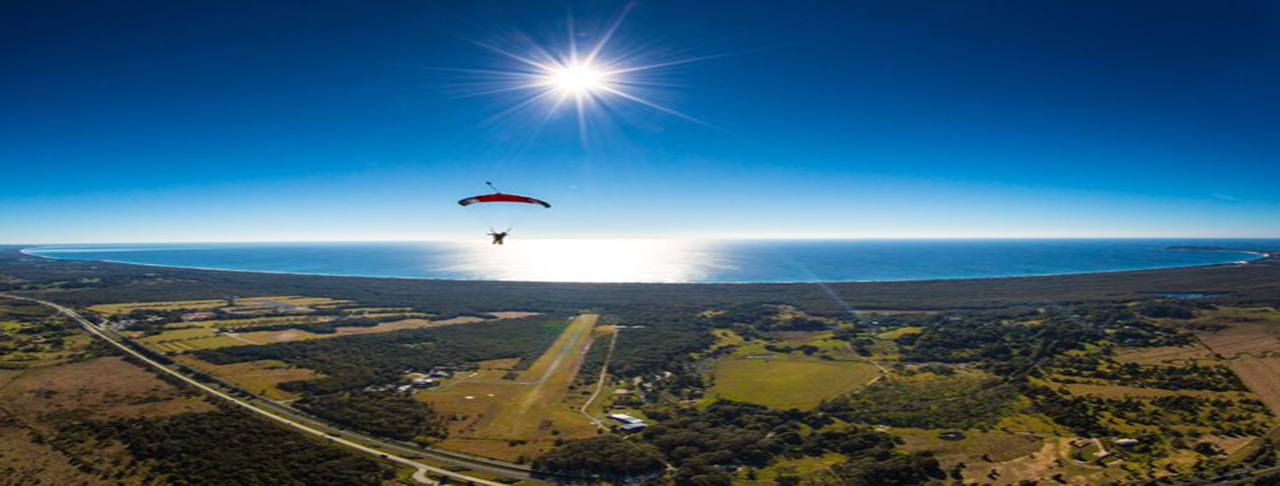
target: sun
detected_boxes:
[541,60,613,98]
[445,4,710,138]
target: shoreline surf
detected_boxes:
[19,241,1271,285]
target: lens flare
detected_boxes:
[438,4,712,142]
[541,60,612,98]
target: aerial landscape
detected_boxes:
[3,1,1279,485]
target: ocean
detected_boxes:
[24,239,1276,284]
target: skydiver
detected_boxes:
[489,231,508,245]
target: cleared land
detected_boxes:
[175,356,324,400]
[1227,356,1280,413]
[419,314,600,460]
[134,315,507,352]
[876,326,924,339]
[894,428,1043,463]
[0,357,215,421]
[751,453,848,483]
[89,295,350,315]
[708,355,880,410]
[1113,345,1214,365]
[232,315,493,343]
[89,298,227,314]
[1063,383,1255,400]
[1183,307,1280,357]
[1185,307,1280,414]
[0,356,217,485]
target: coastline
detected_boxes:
[18,244,1272,286]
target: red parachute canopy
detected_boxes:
[457,193,552,208]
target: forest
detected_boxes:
[819,376,1018,429]
[53,409,390,485]
[294,392,447,441]
[537,400,944,486]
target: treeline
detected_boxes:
[1051,355,1247,392]
[195,314,567,394]
[606,305,716,378]
[0,299,54,318]
[706,303,838,333]
[294,393,446,441]
[893,305,1191,370]
[1135,300,1208,319]
[807,453,950,486]
[1024,384,1272,437]
[820,376,1018,429]
[231,314,414,334]
[841,303,1243,437]
[0,302,80,359]
[537,401,944,485]
[110,307,422,336]
[533,435,665,481]
[574,333,612,386]
[55,409,389,485]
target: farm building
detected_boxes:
[410,378,440,388]
[618,423,648,433]
[608,414,644,425]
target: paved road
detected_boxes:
[0,293,513,486]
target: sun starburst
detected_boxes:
[539,59,613,98]
[440,4,709,143]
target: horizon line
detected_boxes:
[12,235,1280,247]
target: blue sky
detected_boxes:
[3,0,1279,243]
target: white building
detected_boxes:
[608,414,644,425]
[411,378,440,388]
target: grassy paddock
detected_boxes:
[1112,345,1213,365]
[177,356,323,400]
[88,295,350,316]
[893,427,1042,462]
[90,299,226,314]
[708,355,879,410]
[1183,306,1280,415]
[1228,356,1280,414]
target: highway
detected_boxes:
[0,293,523,486]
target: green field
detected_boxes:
[134,327,254,353]
[87,295,351,316]
[708,355,880,409]
[89,299,227,315]
[893,427,1043,461]
[877,326,923,339]
[189,315,325,329]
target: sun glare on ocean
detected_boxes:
[438,239,722,283]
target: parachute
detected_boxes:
[457,193,551,208]
[458,183,551,239]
